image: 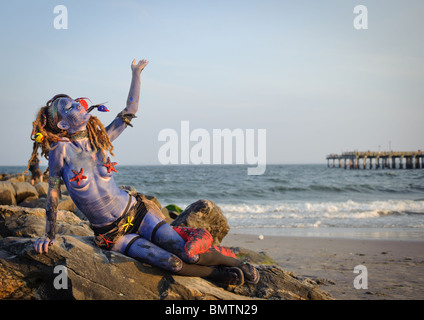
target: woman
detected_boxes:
[28,154,43,185]
[30,59,259,286]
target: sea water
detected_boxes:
[2,164,424,240]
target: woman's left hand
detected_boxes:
[131,59,149,75]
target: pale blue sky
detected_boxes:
[0,0,423,165]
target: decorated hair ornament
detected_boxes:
[41,113,47,128]
[30,128,44,143]
[87,103,110,113]
[46,94,72,107]
[34,133,44,143]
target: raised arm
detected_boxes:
[106,59,149,141]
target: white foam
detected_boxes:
[217,199,424,229]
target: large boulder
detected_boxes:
[3,173,26,183]
[0,236,258,300]
[34,182,48,198]
[171,199,230,246]
[0,205,92,238]
[0,205,334,300]
[19,196,76,211]
[0,181,17,206]
[11,182,38,204]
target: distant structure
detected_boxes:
[326,151,424,169]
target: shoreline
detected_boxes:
[226,227,424,242]
[222,232,424,300]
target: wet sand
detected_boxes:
[222,233,424,300]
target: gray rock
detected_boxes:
[57,195,76,212]
[0,205,92,238]
[171,199,230,246]
[4,173,26,183]
[0,181,17,205]
[11,182,38,203]
[34,182,49,198]
[0,236,255,300]
[0,205,334,300]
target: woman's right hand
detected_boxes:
[131,59,149,76]
[34,237,56,254]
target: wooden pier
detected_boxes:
[326,151,424,169]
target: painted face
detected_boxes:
[56,98,91,132]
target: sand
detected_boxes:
[222,233,424,300]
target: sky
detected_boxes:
[0,0,423,166]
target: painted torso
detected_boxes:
[51,137,135,227]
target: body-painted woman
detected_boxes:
[30,59,259,286]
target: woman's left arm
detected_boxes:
[106,59,149,141]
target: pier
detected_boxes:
[326,151,424,169]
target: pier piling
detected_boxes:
[326,151,424,169]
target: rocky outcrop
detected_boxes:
[0,205,333,300]
[171,199,230,246]
[0,179,42,206]
[12,182,38,203]
[0,181,17,206]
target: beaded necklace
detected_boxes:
[67,130,88,141]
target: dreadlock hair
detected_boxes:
[25,96,115,174]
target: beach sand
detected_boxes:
[222,233,424,300]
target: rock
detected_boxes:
[16,195,75,212]
[0,181,17,205]
[160,207,174,224]
[230,247,278,265]
[11,182,38,203]
[19,198,47,209]
[0,205,93,238]
[140,194,162,209]
[231,265,333,300]
[171,199,230,246]
[119,185,138,196]
[118,186,162,210]
[58,195,76,212]
[0,171,38,184]
[2,173,26,183]
[0,236,255,300]
[0,205,334,300]
[34,182,48,198]
[60,184,68,196]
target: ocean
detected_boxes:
[2,164,424,241]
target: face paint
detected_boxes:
[79,99,89,111]
[57,98,91,131]
[64,101,73,114]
